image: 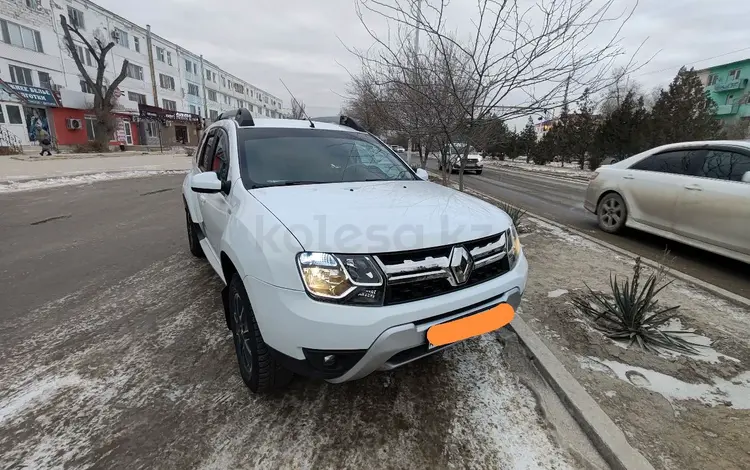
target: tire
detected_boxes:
[185,205,204,258]
[596,192,627,234]
[228,274,293,393]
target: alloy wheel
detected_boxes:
[599,197,623,229]
[231,293,253,376]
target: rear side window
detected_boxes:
[629,149,705,176]
[198,133,217,171]
[698,150,750,182]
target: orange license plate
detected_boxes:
[427,303,515,348]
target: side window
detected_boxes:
[198,132,217,171]
[209,131,230,182]
[629,150,705,176]
[698,150,750,182]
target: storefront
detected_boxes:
[3,82,60,145]
[49,107,140,148]
[137,104,201,147]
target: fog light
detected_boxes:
[323,355,336,367]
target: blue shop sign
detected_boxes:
[6,83,60,107]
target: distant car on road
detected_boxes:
[182,109,527,393]
[390,145,406,153]
[584,140,750,264]
[439,143,484,174]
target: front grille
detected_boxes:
[375,231,511,305]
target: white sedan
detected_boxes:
[584,141,750,264]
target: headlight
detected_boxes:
[297,252,385,305]
[506,226,522,268]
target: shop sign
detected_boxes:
[138,103,200,123]
[5,83,60,107]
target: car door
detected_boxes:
[199,128,232,256]
[673,148,750,255]
[621,148,706,232]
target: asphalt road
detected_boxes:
[0,176,589,469]
[425,161,750,299]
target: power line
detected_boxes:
[634,46,750,78]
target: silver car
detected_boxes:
[584,141,750,264]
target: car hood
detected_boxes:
[250,180,511,253]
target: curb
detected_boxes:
[0,169,188,185]
[482,164,591,183]
[509,315,655,470]
[465,188,750,309]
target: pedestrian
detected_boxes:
[37,125,53,156]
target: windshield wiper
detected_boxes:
[253,180,326,188]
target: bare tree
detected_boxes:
[60,14,129,151]
[290,98,307,120]
[349,0,645,190]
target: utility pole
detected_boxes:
[406,0,421,166]
[200,54,208,118]
[146,25,158,107]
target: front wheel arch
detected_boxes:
[220,252,239,330]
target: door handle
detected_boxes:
[623,174,634,180]
[684,184,703,191]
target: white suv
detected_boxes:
[182,109,527,393]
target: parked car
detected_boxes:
[584,141,750,264]
[182,109,528,393]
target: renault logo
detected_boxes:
[448,246,473,286]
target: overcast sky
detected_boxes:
[97,0,750,124]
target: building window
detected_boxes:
[162,99,177,111]
[264,96,269,104]
[187,83,199,96]
[221,76,226,87]
[156,46,165,62]
[133,36,140,52]
[68,6,85,30]
[209,109,218,120]
[0,105,4,123]
[207,89,217,102]
[9,65,33,85]
[145,121,158,138]
[159,73,175,90]
[265,109,270,117]
[126,63,144,80]
[205,69,211,80]
[38,72,51,89]
[237,100,244,108]
[224,94,230,105]
[189,104,197,115]
[128,91,147,104]
[708,74,719,86]
[193,63,197,74]
[25,0,39,7]
[6,105,23,124]
[166,51,172,66]
[75,45,93,66]
[85,116,96,141]
[729,69,741,80]
[0,19,44,53]
[80,80,95,94]
[185,59,192,73]
[212,72,216,83]
[114,28,129,48]
[726,94,735,105]
[234,83,244,94]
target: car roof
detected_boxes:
[650,140,750,152]
[217,117,363,133]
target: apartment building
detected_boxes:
[0,0,283,149]
[697,58,750,124]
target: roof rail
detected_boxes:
[216,108,255,127]
[310,115,367,132]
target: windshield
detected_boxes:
[237,128,416,188]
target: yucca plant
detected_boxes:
[498,201,527,227]
[571,257,699,354]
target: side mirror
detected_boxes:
[415,168,429,181]
[742,171,750,183]
[191,171,222,193]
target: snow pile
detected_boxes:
[579,356,750,410]
[0,170,187,193]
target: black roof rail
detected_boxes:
[310,115,367,132]
[216,108,255,127]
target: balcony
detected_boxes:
[716,104,738,115]
[713,78,748,92]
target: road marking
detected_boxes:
[463,187,750,308]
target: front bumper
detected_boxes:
[244,252,528,382]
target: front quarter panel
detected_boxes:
[182,168,202,224]
[221,191,304,290]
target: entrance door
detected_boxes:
[175,125,188,144]
[123,122,133,145]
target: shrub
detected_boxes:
[498,201,527,227]
[571,257,698,354]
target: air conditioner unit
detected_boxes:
[111,30,120,41]
[66,118,82,130]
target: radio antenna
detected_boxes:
[279,78,314,128]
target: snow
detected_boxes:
[0,170,187,193]
[527,217,604,251]
[579,356,750,410]
[0,374,83,425]
[547,289,569,298]
[484,160,593,179]
[654,318,740,364]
